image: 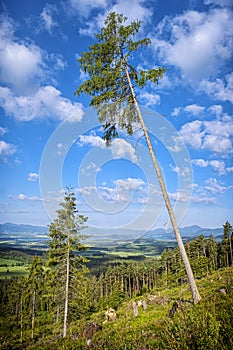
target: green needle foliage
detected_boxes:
[47,188,88,338]
[75,11,165,144]
[76,11,201,304]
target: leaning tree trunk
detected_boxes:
[125,67,201,303]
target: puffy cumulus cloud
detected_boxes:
[179,115,233,156]
[184,104,205,115]
[77,177,148,204]
[27,172,39,182]
[0,15,66,92]
[10,193,42,201]
[40,4,58,34]
[192,159,209,168]
[169,190,194,203]
[198,72,233,104]
[152,8,233,80]
[205,177,231,194]
[0,140,17,159]
[172,104,205,116]
[77,134,138,163]
[208,104,223,117]
[79,0,152,36]
[179,120,204,149]
[114,178,144,191]
[202,134,231,154]
[168,188,217,204]
[111,139,138,163]
[69,0,108,18]
[77,186,97,196]
[209,160,228,175]
[0,16,43,90]
[140,92,161,107]
[192,158,233,175]
[0,86,84,122]
[77,134,104,148]
[110,0,152,24]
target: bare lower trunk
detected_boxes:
[63,249,69,338]
[20,296,23,343]
[31,289,36,339]
[229,235,233,266]
[125,68,201,303]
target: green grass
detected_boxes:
[83,267,233,350]
[0,258,29,279]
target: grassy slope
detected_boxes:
[88,268,232,350]
[28,266,233,350]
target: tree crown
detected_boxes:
[75,12,165,144]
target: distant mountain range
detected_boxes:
[0,222,48,235]
[0,222,223,246]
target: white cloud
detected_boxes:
[111,139,138,163]
[77,186,97,196]
[57,143,68,155]
[114,178,144,192]
[202,134,231,154]
[140,92,160,106]
[0,127,8,136]
[78,134,104,148]
[77,177,148,203]
[179,120,204,149]
[192,158,232,175]
[0,86,84,122]
[0,15,66,93]
[170,165,191,177]
[152,8,233,80]
[205,177,231,194]
[192,159,209,168]
[209,160,226,175]
[81,162,101,175]
[208,105,223,116]
[171,107,182,117]
[110,0,152,24]
[78,0,152,36]
[204,0,233,7]
[0,17,43,90]
[69,0,108,18]
[179,115,233,156]
[184,104,205,115]
[169,190,193,203]
[199,72,233,103]
[10,193,42,201]
[40,4,58,34]
[0,140,17,159]
[191,195,216,204]
[77,134,138,163]
[27,172,39,182]
[172,104,205,117]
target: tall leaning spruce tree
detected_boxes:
[75,12,201,303]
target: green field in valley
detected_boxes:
[0,258,29,279]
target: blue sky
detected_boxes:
[0,0,232,234]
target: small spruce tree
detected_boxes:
[47,188,88,337]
